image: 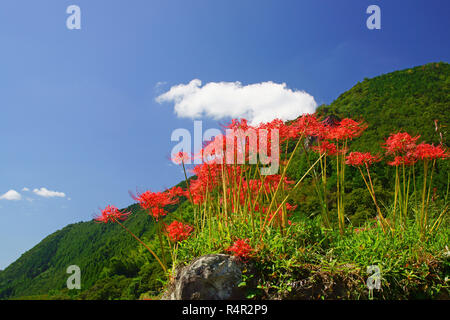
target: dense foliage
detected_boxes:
[0,200,186,299]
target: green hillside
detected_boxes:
[0,62,448,300]
[0,199,189,299]
[318,62,449,151]
[0,204,152,299]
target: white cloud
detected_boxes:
[22,187,30,192]
[32,187,66,198]
[156,79,317,125]
[0,190,22,201]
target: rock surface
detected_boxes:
[161,254,244,300]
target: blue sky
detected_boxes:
[0,0,449,269]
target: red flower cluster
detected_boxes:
[285,203,298,211]
[166,221,193,242]
[167,186,186,198]
[197,114,336,165]
[306,117,368,159]
[165,116,371,217]
[290,114,324,138]
[172,151,191,164]
[290,115,368,142]
[413,143,448,160]
[132,190,179,220]
[94,205,130,224]
[383,132,420,155]
[345,152,381,167]
[323,118,368,141]
[225,118,250,131]
[226,239,253,259]
[387,155,417,167]
[312,140,338,155]
[189,163,221,204]
[383,132,448,166]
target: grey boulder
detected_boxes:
[161,254,244,300]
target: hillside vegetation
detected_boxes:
[0,200,186,299]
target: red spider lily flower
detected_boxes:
[324,118,367,141]
[200,134,227,164]
[167,186,186,198]
[413,143,448,160]
[312,140,338,155]
[94,205,131,224]
[290,114,324,138]
[387,155,417,166]
[200,118,285,164]
[285,203,298,211]
[223,130,260,165]
[340,118,368,139]
[226,239,253,260]
[172,151,191,164]
[225,118,250,131]
[187,163,221,204]
[345,152,381,167]
[165,220,194,242]
[132,190,179,220]
[383,132,420,155]
[257,118,284,132]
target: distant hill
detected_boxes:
[0,204,153,298]
[317,62,449,194]
[1,62,448,299]
[318,62,449,151]
[0,195,188,299]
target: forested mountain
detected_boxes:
[319,62,449,151]
[317,61,449,197]
[0,204,155,299]
[0,198,188,299]
[0,62,448,299]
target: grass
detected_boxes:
[174,205,449,300]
